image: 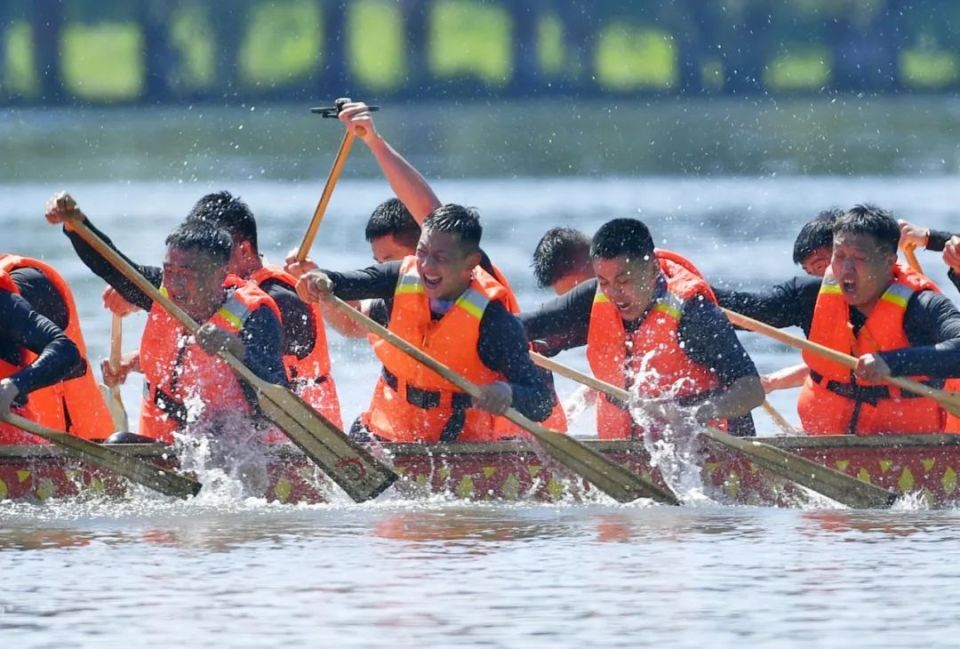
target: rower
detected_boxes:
[531,227,597,421]
[716,205,960,435]
[520,218,765,440]
[296,204,555,443]
[0,254,114,440]
[760,210,840,393]
[185,191,342,428]
[532,227,593,296]
[46,193,288,444]
[0,269,81,445]
[333,100,521,312]
[328,101,568,433]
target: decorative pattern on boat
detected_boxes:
[1,435,959,506]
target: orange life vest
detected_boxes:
[0,270,44,445]
[797,265,946,435]
[586,249,725,440]
[138,277,281,444]
[362,256,521,442]
[249,263,342,429]
[0,255,113,441]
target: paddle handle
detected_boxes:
[295,130,356,261]
[722,307,960,416]
[531,352,629,401]
[761,400,798,435]
[903,244,924,274]
[106,313,129,431]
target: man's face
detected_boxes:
[800,246,832,277]
[593,254,659,322]
[371,234,415,263]
[831,231,896,311]
[415,228,477,301]
[162,246,227,319]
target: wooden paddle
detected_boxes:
[2,412,201,498]
[68,219,397,503]
[722,307,960,417]
[761,400,798,435]
[99,313,129,431]
[295,130,356,261]
[328,296,679,505]
[295,102,374,262]
[529,351,897,508]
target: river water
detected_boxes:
[2,98,960,647]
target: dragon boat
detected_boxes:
[2,433,960,506]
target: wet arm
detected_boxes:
[479,304,555,422]
[63,218,160,311]
[366,136,442,223]
[1,293,81,401]
[518,279,595,354]
[678,299,764,420]
[238,306,289,386]
[261,280,316,359]
[713,276,821,334]
[880,291,960,378]
[322,261,401,302]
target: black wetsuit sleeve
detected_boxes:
[879,291,960,378]
[322,261,402,301]
[926,230,955,252]
[478,302,554,422]
[678,298,760,385]
[63,219,161,311]
[260,279,315,360]
[10,268,69,330]
[0,292,81,402]
[518,279,596,353]
[239,306,288,386]
[950,270,960,295]
[713,276,821,335]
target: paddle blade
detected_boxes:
[6,414,201,498]
[702,428,897,509]
[256,382,397,502]
[527,427,680,505]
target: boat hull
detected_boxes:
[1,434,958,506]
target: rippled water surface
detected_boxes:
[3,99,960,647]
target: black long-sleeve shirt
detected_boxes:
[0,291,81,405]
[519,278,759,386]
[322,261,554,423]
[714,276,960,378]
[63,219,287,386]
[927,229,960,293]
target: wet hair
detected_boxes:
[590,218,655,262]
[186,191,258,254]
[165,220,233,266]
[422,204,482,253]
[833,204,901,257]
[532,227,592,288]
[364,198,421,250]
[792,209,842,265]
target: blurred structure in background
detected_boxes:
[0,0,958,105]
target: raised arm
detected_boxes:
[338,102,441,223]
